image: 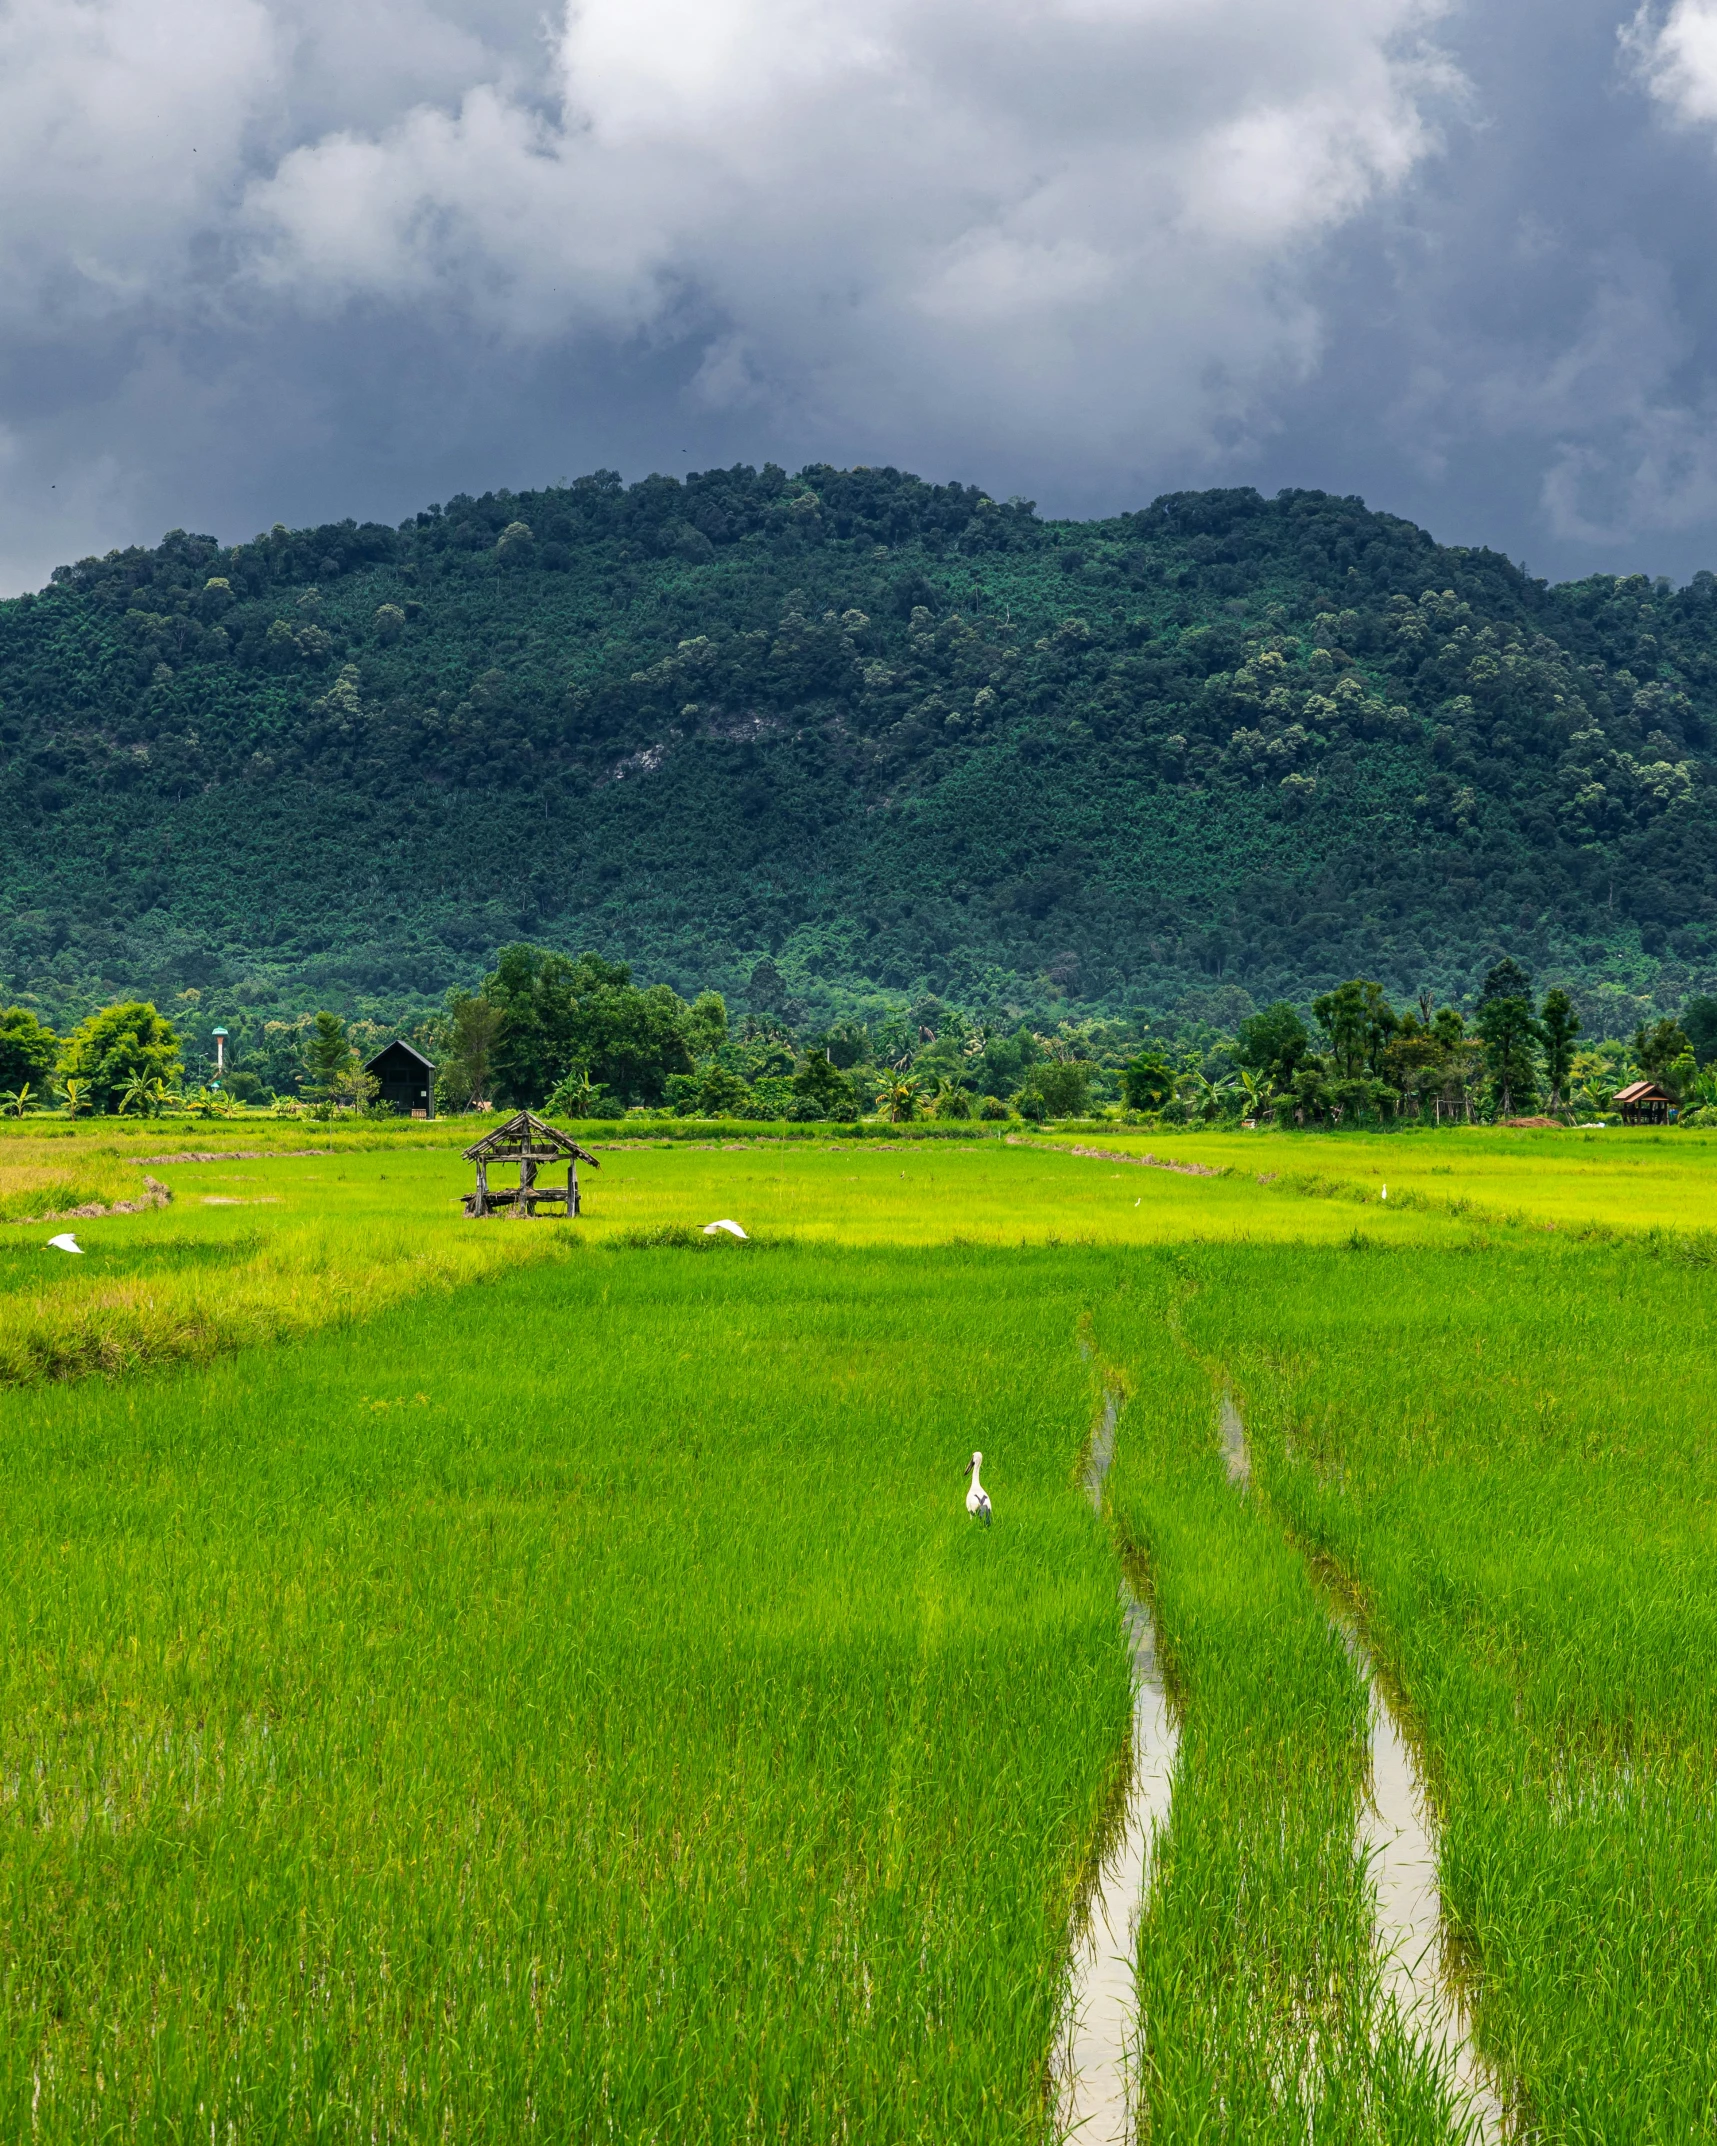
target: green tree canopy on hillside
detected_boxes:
[1635,1017,1692,1082]
[1682,996,1717,1067]
[1540,989,1582,1107]
[0,1006,58,1094]
[56,1002,181,1115]
[1122,1049,1177,1111]
[7,468,1717,1034]
[1233,1003,1310,1087]
[303,1012,352,1101]
[1476,964,1543,1116]
[1312,981,1398,1080]
[482,944,695,1108]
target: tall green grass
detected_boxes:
[0,1243,1128,2141]
[1070,1122,1717,1238]
[0,1138,1474,1392]
[1093,1258,1466,2142]
[8,1132,1717,2137]
[1181,1239,1717,2140]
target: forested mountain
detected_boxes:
[3,463,1715,1056]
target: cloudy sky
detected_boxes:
[6,0,1717,590]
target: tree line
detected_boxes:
[1173,960,1717,1126]
[3,946,1714,1127]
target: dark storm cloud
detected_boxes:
[3,0,1717,589]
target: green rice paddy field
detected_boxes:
[1,1121,1714,2139]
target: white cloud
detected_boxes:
[1627,0,1717,126]
[0,0,276,328]
[238,0,1458,471]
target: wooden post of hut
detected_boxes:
[462,1111,599,1217]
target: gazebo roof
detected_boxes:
[461,1108,601,1165]
[1614,1079,1674,1105]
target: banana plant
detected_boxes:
[0,1083,33,1118]
[1236,1067,1270,1122]
[58,1077,88,1117]
[883,1075,921,1123]
[119,1074,180,1118]
[1180,1071,1236,1123]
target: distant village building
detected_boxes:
[364,1040,436,1117]
[1614,1079,1675,1126]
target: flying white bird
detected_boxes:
[47,1233,83,1254]
[703,1219,747,1238]
[964,1451,992,1527]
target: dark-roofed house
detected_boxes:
[364,1039,436,1117]
[1615,1078,1675,1126]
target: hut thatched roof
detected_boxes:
[461,1109,601,1166]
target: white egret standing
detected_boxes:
[964,1451,992,1527]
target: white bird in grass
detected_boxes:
[47,1233,83,1254]
[964,1451,992,1527]
[703,1219,747,1239]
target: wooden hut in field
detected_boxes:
[463,1110,599,1217]
[1615,1078,1676,1125]
[364,1039,436,1117]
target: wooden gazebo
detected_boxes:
[462,1111,600,1217]
[1615,1079,1676,1126]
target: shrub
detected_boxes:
[1019,1060,1091,1120]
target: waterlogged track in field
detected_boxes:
[1220,1396,1504,2144]
[1056,1380,1176,2144]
